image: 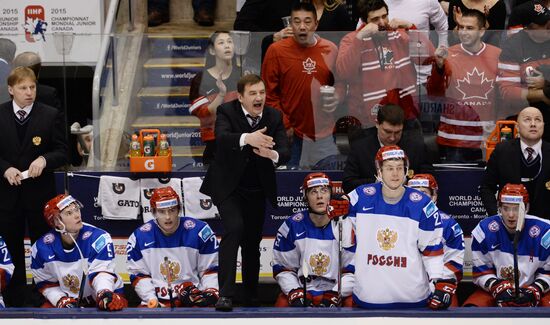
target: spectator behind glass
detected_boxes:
[0,38,16,104]
[496,3,550,134]
[189,31,240,165]
[262,2,342,168]
[336,0,425,129]
[425,9,501,163]
[448,0,507,46]
[234,0,355,63]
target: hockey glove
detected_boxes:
[56,296,78,308]
[489,280,516,307]
[97,290,127,311]
[195,288,219,307]
[428,279,456,310]
[175,282,205,307]
[513,284,542,307]
[319,290,340,307]
[327,195,349,220]
[288,288,313,307]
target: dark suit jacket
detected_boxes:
[0,101,68,211]
[480,138,550,219]
[37,83,62,111]
[200,99,290,206]
[342,127,433,193]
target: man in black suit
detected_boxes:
[480,106,550,219]
[343,104,432,193]
[0,38,16,104]
[0,67,67,306]
[200,74,289,311]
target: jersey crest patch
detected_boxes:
[529,225,541,238]
[140,223,152,232]
[92,234,108,253]
[410,192,423,202]
[541,230,550,249]
[63,274,81,294]
[423,201,438,217]
[363,186,376,196]
[499,265,514,281]
[43,233,55,244]
[160,257,180,282]
[309,252,330,276]
[292,213,304,222]
[82,231,93,240]
[377,228,398,251]
[488,221,500,232]
[184,220,196,230]
[199,226,213,242]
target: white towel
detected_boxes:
[140,178,182,223]
[98,176,140,220]
[181,177,219,220]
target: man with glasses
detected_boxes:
[480,106,550,220]
[272,173,355,307]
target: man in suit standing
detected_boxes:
[200,74,289,311]
[0,38,16,104]
[480,106,550,219]
[342,104,432,193]
[0,67,67,306]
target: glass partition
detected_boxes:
[1,28,547,172]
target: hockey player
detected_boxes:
[464,183,550,307]
[348,145,455,309]
[407,174,465,306]
[31,194,126,310]
[273,172,355,307]
[0,235,14,308]
[127,186,219,308]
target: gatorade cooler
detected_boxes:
[485,120,518,161]
[129,129,172,172]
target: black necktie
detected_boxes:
[526,147,535,163]
[17,110,26,121]
[246,114,260,129]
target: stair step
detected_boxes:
[137,86,191,116]
[148,34,209,58]
[131,116,203,147]
[144,58,205,87]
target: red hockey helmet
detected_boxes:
[408,173,438,192]
[375,145,409,170]
[150,186,181,211]
[43,194,82,228]
[498,183,529,205]
[302,172,332,193]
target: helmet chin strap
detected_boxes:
[55,218,79,238]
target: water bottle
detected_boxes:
[129,134,141,157]
[158,134,170,156]
[500,126,512,142]
[143,135,156,156]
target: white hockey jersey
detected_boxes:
[0,236,14,308]
[471,214,550,291]
[273,210,355,297]
[348,183,445,308]
[440,211,465,281]
[127,216,218,304]
[31,223,124,307]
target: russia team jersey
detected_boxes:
[440,211,464,281]
[348,183,444,308]
[31,223,123,307]
[273,210,355,297]
[127,216,218,304]
[0,236,14,307]
[471,214,550,291]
